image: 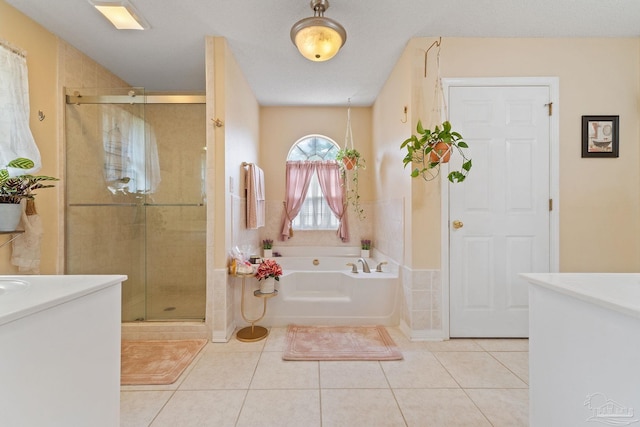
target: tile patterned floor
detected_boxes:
[121,327,529,427]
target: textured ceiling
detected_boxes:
[6,0,640,106]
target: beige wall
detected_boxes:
[391,37,640,272]
[209,37,260,268]
[0,0,133,274]
[213,37,260,268]
[0,0,60,274]
[207,36,261,340]
[372,44,413,265]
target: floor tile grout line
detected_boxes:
[142,340,214,425]
[487,351,529,386]
[146,388,179,427]
[381,349,435,427]
[445,344,497,427]
[432,348,528,389]
[460,387,497,427]
[233,389,251,427]
[318,362,324,427]
[430,350,465,390]
[234,329,267,426]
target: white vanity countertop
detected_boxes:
[520,273,640,319]
[0,275,127,326]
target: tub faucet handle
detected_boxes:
[346,263,358,273]
[376,261,388,272]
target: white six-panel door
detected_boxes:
[447,84,551,337]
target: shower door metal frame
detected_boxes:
[65,93,206,105]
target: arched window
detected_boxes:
[287,135,339,230]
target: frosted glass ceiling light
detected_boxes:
[89,0,149,30]
[290,0,347,62]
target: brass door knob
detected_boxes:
[452,220,464,229]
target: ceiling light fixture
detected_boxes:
[89,0,149,30]
[290,0,347,62]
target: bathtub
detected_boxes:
[254,256,400,326]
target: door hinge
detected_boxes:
[549,199,553,211]
[546,102,553,116]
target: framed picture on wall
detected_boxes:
[582,115,619,158]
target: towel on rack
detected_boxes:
[246,164,265,229]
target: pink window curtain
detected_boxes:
[279,161,315,240]
[316,161,349,242]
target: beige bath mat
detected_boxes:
[121,339,207,385]
[283,325,403,361]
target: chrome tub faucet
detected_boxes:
[357,258,371,273]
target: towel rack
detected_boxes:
[0,231,24,249]
[242,162,254,167]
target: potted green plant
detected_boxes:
[262,239,273,258]
[336,148,366,220]
[360,239,371,258]
[401,120,472,183]
[0,157,58,231]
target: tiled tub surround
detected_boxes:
[120,327,529,427]
[235,252,400,327]
[401,267,444,340]
[256,198,403,264]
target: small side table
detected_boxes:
[235,273,278,342]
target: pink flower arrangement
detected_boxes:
[255,259,283,281]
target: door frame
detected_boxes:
[440,77,560,339]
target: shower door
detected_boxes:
[65,87,206,321]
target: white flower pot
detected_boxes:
[263,249,273,258]
[259,277,276,294]
[361,249,370,258]
[0,203,22,232]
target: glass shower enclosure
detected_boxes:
[64,88,206,321]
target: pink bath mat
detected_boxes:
[283,325,403,361]
[121,339,207,385]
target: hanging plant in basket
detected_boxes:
[336,147,365,220]
[337,102,366,220]
[336,148,360,171]
[401,120,472,183]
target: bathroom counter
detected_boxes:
[0,274,126,326]
[520,272,640,319]
[521,273,640,427]
[0,274,126,427]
